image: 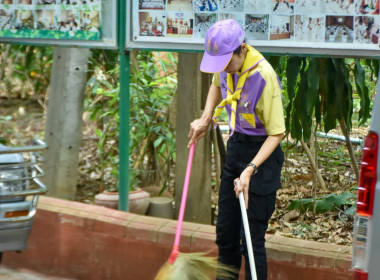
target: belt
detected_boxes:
[230,132,267,143]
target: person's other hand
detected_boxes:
[234,177,249,209]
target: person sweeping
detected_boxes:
[188,19,285,280]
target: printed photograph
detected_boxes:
[219,0,244,12]
[325,15,354,43]
[81,0,100,4]
[272,0,294,14]
[80,11,99,32]
[139,0,166,10]
[194,12,216,38]
[57,10,79,32]
[270,15,294,40]
[356,0,379,15]
[59,0,88,4]
[0,0,14,3]
[355,15,380,43]
[35,0,56,4]
[326,0,355,15]
[245,14,269,40]
[166,11,193,37]
[295,0,324,14]
[194,0,218,12]
[294,16,325,42]
[13,10,34,30]
[0,9,12,29]
[218,12,244,26]
[19,0,33,4]
[139,11,166,36]
[245,0,270,13]
[167,0,193,11]
[36,10,56,30]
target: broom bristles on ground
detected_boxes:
[154,252,238,280]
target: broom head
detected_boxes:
[154,251,237,280]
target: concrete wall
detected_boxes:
[1,197,353,280]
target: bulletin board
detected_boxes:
[126,0,380,57]
[0,0,117,48]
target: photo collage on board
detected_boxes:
[136,0,380,45]
[0,0,101,40]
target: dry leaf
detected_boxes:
[281,210,300,222]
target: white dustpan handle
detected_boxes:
[238,181,258,280]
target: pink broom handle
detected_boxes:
[168,143,195,264]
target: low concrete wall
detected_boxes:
[1,197,353,280]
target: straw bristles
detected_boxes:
[154,252,237,280]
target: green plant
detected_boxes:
[0,116,12,145]
[0,44,53,98]
[129,51,177,192]
[86,64,120,192]
[287,191,356,216]
[85,50,177,193]
[270,57,376,213]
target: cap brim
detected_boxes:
[200,51,233,73]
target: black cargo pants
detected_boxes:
[216,132,284,280]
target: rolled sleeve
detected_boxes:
[212,73,220,87]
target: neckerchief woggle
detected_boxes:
[212,45,264,136]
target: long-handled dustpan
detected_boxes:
[238,182,258,280]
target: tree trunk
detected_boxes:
[175,52,212,224]
[339,116,359,182]
[300,138,327,192]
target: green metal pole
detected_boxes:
[118,52,130,211]
[118,0,130,211]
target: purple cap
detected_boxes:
[200,19,245,73]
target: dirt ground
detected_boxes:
[1,96,367,246]
[0,267,63,280]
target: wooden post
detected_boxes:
[42,47,89,199]
[175,52,212,224]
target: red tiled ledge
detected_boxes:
[1,196,353,280]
